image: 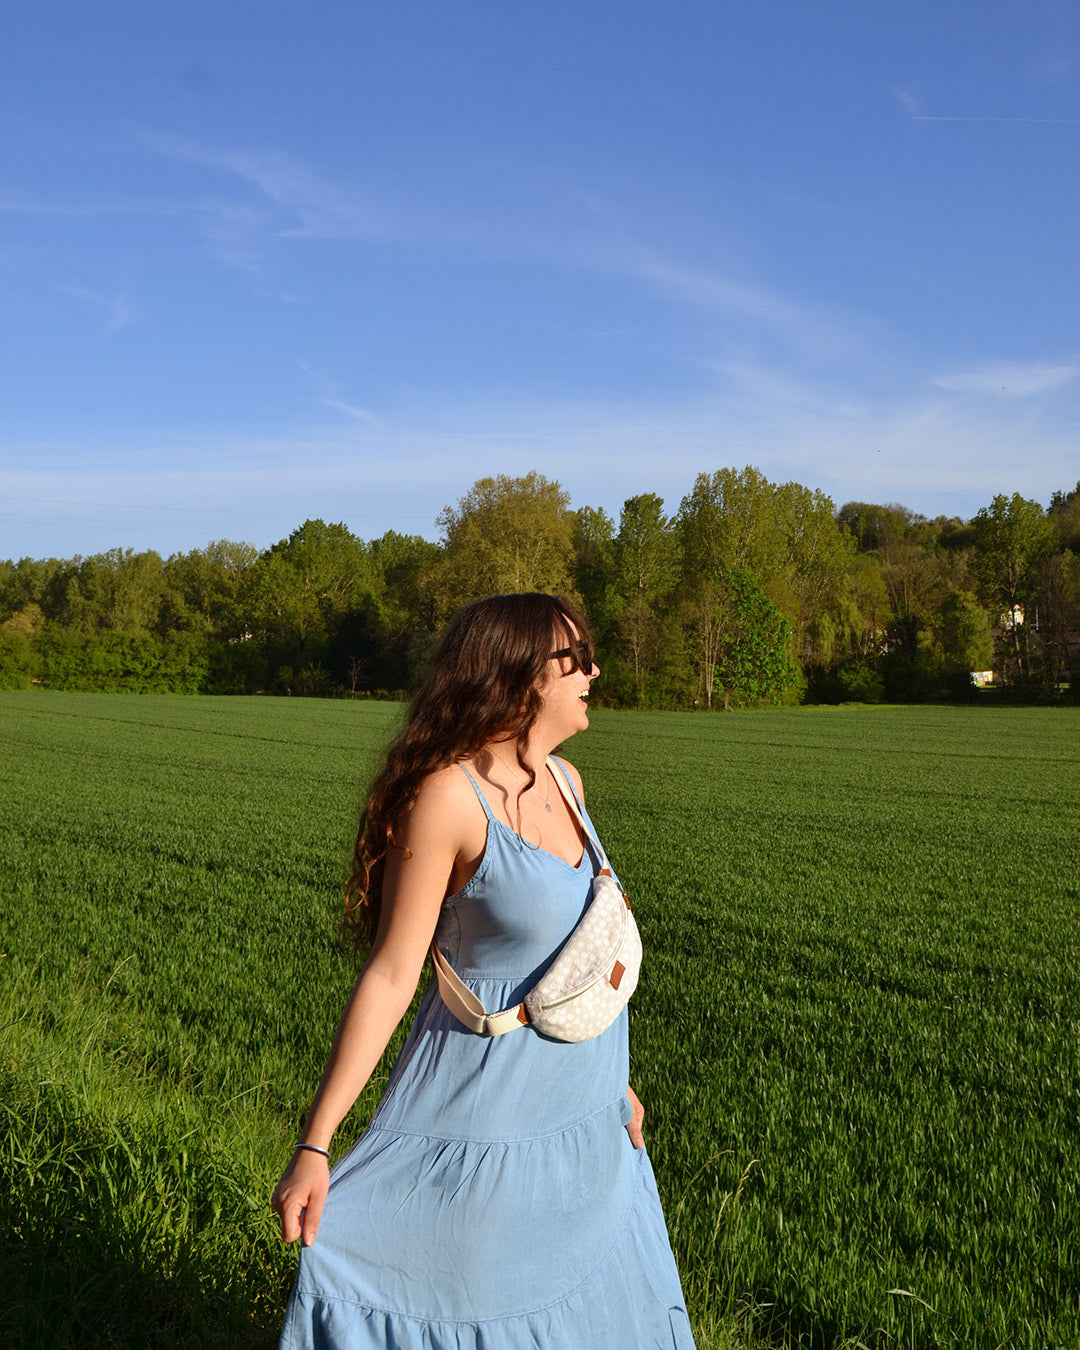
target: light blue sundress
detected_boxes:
[279,759,695,1348]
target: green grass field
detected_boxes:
[2,692,1078,1349]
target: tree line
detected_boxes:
[2,469,1078,707]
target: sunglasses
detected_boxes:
[549,637,594,671]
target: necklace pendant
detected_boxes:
[544,801,552,813]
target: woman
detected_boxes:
[273,592,694,1348]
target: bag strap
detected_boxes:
[430,757,608,1036]
[545,756,612,876]
[430,943,531,1036]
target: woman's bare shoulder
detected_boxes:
[411,761,475,809]
[394,762,481,851]
[551,755,585,799]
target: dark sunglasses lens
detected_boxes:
[550,639,593,669]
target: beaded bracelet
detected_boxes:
[293,1142,330,1160]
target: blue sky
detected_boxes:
[2,1,1078,561]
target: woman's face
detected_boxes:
[535,619,599,739]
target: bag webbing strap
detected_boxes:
[545,756,611,874]
[430,942,529,1036]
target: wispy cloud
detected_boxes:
[893,86,925,119]
[568,191,830,348]
[585,228,866,367]
[142,133,389,241]
[932,360,1079,398]
[915,115,1079,123]
[188,198,274,272]
[624,250,805,330]
[0,153,381,274]
[54,283,141,334]
[0,185,278,275]
[891,85,1080,123]
[298,362,380,425]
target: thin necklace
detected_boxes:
[489,748,553,812]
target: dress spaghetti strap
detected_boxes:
[457,762,496,822]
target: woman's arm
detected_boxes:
[271,768,475,1245]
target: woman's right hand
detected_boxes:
[272,1149,331,1246]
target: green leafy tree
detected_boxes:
[571,506,617,638]
[678,467,784,576]
[434,472,575,614]
[242,519,372,652]
[837,502,984,702]
[0,618,39,688]
[164,540,259,637]
[1049,481,1080,553]
[677,468,780,706]
[837,501,918,554]
[367,532,441,634]
[937,590,993,678]
[611,494,680,707]
[0,556,64,621]
[879,535,943,628]
[1032,550,1080,686]
[839,502,956,632]
[972,494,1056,679]
[64,549,169,635]
[844,553,892,657]
[334,531,442,692]
[713,567,799,710]
[772,480,854,660]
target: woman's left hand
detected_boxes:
[625,1085,645,1149]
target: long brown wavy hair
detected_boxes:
[342,592,592,953]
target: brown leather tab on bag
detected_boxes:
[516,1004,530,1025]
[623,892,631,909]
[610,961,625,990]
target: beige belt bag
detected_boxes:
[431,759,642,1043]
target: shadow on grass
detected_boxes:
[1,1205,291,1350]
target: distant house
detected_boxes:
[971,670,994,687]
